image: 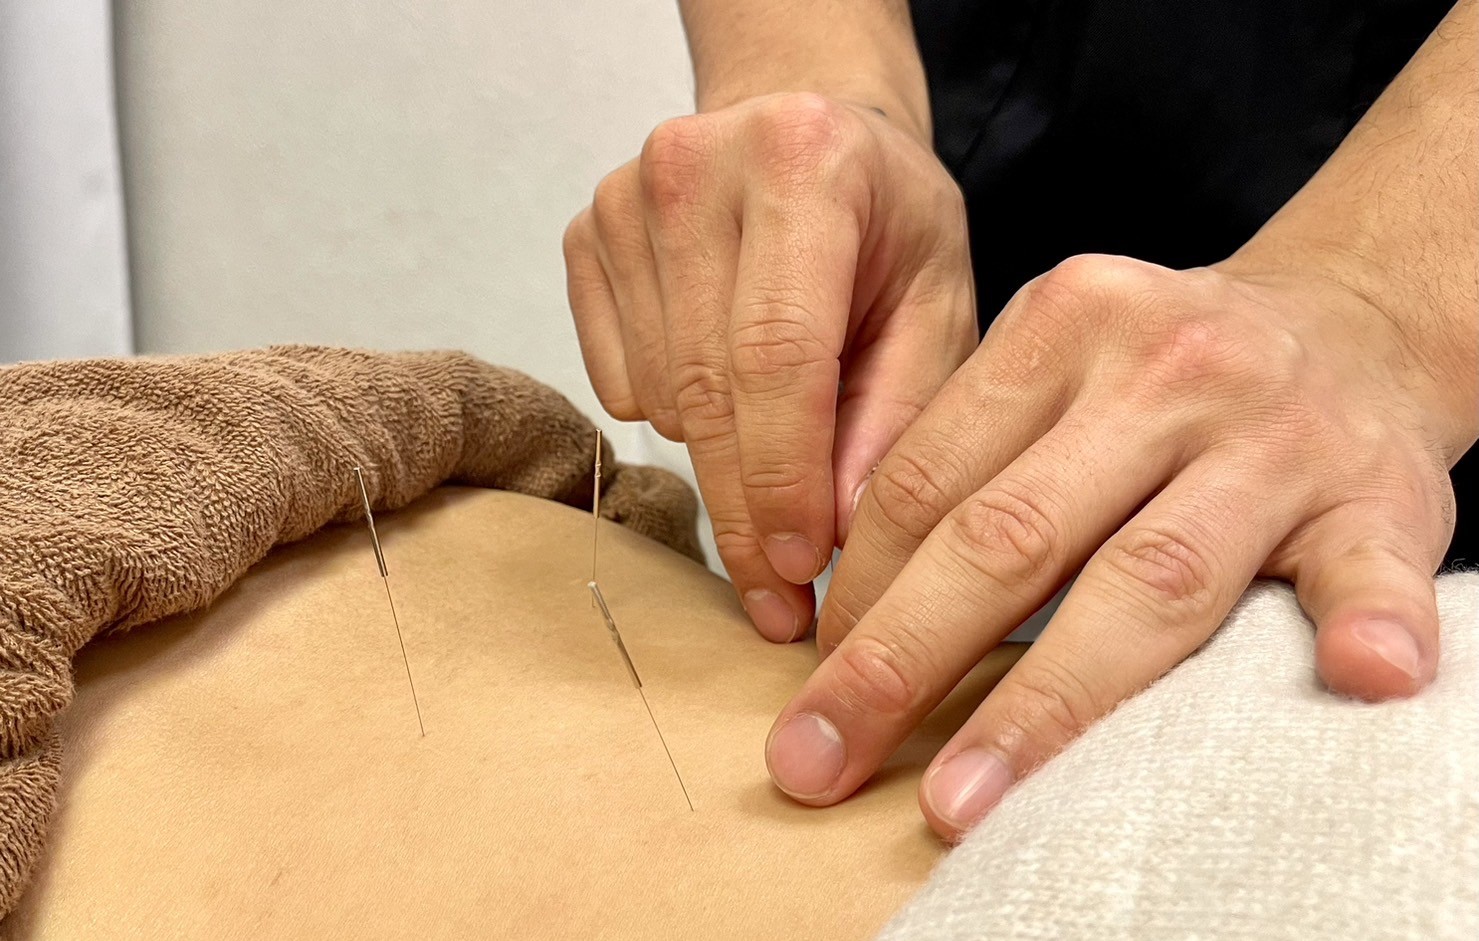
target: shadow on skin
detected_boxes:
[21,523,365,915]
[732,644,1028,884]
[740,643,1028,819]
[74,524,362,688]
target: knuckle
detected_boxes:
[932,176,969,229]
[751,93,849,178]
[997,662,1099,757]
[991,292,1073,367]
[951,302,982,357]
[1142,318,1247,390]
[1126,318,1319,431]
[1000,255,1146,350]
[629,368,682,440]
[1330,530,1424,573]
[585,377,638,420]
[639,116,714,218]
[817,583,868,648]
[593,387,642,422]
[1101,526,1215,611]
[561,212,590,261]
[1261,324,1312,385]
[590,171,637,234]
[738,460,811,496]
[942,486,1061,587]
[828,633,930,717]
[1405,448,1458,534]
[869,451,958,543]
[647,408,685,442]
[1029,253,1150,309]
[669,360,734,431]
[710,517,758,561]
[729,316,834,389]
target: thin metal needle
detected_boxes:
[584,432,692,809]
[638,682,695,813]
[589,579,692,811]
[352,466,426,738]
[591,430,602,605]
[589,580,641,688]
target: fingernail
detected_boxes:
[1350,618,1422,679]
[766,712,846,801]
[764,532,824,584]
[743,589,801,643]
[925,748,1014,833]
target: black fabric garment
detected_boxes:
[910,0,1474,567]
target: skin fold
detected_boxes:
[565,0,1478,840]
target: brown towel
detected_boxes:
[0,346,701,915]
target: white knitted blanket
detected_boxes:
[879,574,1479,941]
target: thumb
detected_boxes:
[1294,502,1445,701]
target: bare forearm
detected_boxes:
[1230,0,1478,452]
[677,0,931,140]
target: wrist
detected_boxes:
[679,1,932,144]
[696,78,932,145]
[1219,240,1479,460]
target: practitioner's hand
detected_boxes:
[766,253,1475,839]
[564,93,977,642]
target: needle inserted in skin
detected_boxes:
[589,579,641,688]
[591,430,603,606]
[589,579,692,811]
[353,466,426,738]
[585,432,693,810]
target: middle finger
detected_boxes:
[643,149,816,641]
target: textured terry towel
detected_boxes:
[0,346,701,916]
[879,575,1479,941]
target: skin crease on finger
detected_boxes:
[565,0,1476,844]
[567,93,979,644]
[766,250,1469,842]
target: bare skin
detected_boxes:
[566,0,1479,840]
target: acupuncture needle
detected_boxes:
[588,431,636,684]
[589,580,641,687]
[591,430,602,605]
[589,580,692,811]
[352,466,426,738]
[587,432,693,811]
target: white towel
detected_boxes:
[880,574,1479,941]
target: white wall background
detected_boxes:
[0,0,132,362]
[114,0,716,563]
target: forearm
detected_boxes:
[1227,0,1478,454]
[677,0,932,141]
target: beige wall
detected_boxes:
[115,0,716,563]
